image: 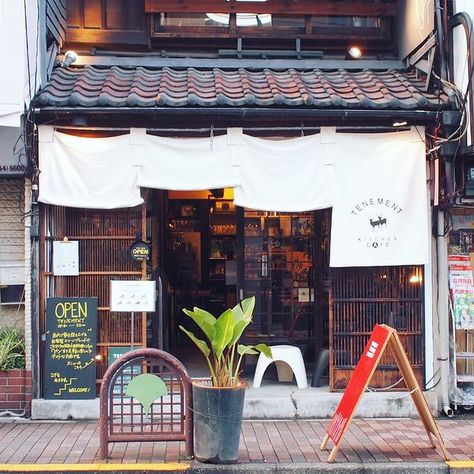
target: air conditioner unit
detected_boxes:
[0,285,24,305]
[0,263,25,305]
[0,263,24,286]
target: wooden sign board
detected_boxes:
[321,324,449,463]
[44,297,98,399]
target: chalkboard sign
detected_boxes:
[44,297,98,399]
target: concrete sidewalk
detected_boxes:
[0,418,473,473]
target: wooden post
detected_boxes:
[387,327,450,460]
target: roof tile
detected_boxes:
[37,65,448,110]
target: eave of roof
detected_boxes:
[34,64,451,127]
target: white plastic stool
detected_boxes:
[253,345,308,389]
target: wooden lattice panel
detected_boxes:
[330,266,424,390]
[41,205,147,390]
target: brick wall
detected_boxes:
[0,369,32,417]
[0,179,25,329]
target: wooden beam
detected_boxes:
[151,25,389,41]
[145,0,397,17]
[66,29,148,45]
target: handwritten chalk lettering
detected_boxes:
[54,301,87,320]
[45,297,97,400]
[69,387,91,393]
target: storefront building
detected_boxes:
[28,0,463,417]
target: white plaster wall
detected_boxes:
[453,1,474,146]
[0,0,39,127]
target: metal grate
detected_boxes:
[99,349,192,459]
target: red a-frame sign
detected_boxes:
[321,324,450,463]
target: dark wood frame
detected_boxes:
[63,0,396,51]
[145,1,397,16]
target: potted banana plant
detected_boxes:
[180,296,271,463]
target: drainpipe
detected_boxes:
[439,9,474,418]
[436,210,454,417]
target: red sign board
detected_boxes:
[322,324,449,463]
[326,324,390,445]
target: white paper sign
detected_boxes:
[110,280,156,312]
[53,240,79,276]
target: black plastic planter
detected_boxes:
[192,382,245,464]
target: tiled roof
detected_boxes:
[37,65,448,110]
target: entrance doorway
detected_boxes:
[239,209,330,382]
[163,189,329,382]
[164,190,238,375]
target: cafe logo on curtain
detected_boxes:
[350,197,403,249]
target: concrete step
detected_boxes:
[243,384,438,419]
[31,384,438,420]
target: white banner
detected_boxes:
[139,133,239,190]
[329,127,429,267]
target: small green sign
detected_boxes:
[108,346,133,366]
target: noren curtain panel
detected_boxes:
[38,126,428,266]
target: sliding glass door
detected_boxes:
[239,210,317,346]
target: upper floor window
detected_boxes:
[65,0,397,57]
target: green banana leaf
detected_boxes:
[182,307,216,342]
[237,344,259,356]
[255,343,272,358]
[213,309,235,360]
[179,325,210,358]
